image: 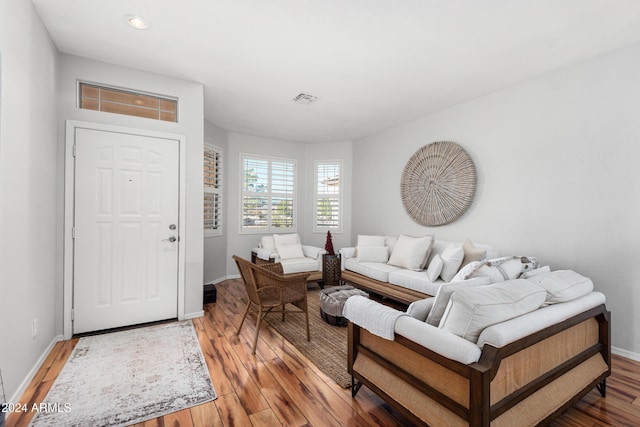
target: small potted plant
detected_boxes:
[322,231,341,287]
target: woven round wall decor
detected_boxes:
[401,141,476,226]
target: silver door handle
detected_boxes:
[163,236,177,242]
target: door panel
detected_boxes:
[73,128,179,334]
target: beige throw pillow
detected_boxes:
[461,239,487,268]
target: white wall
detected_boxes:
[353,43,640,356]
[57,54,205,320]
[0,0,59,400]
[204,120,229,284]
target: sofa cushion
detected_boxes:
[525,270,593,304]
[425,276,491,326]
[439,244,464,282]
[388,269,442,296]
[356,246,389,263]
[439,279,547,343]
[345,259,401,283]
[281,257,321,274]
[521,265,551,279]
[387,234,434,271]
[426,254,444,282]
[476,291,606,348]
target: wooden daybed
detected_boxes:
[348,302,611,426]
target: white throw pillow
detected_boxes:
[273,233,300,247]
[426,254,444,282]
[277,243,305,260]
[387,234,434,271]
[525,270,593,304]
[356,246,389,263]
[357,235,386,247]
[406,297,435,322]
[384,236,398,254]
[439,244,464,282]
[260,235,276,252]
[439,279,546,343]
[425,276,490,326]
[451,260,483,283]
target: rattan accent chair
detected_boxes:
[233,255,311,354]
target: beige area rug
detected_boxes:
[30,320,217,427]
[265,286,351,388]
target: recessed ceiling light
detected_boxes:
[124,15,151,30]
[293,93,318,104]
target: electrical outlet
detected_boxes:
[32,318,38,338]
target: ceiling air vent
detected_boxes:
[292,93,318,104]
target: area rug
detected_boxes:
[265,286,351,388]
[30,320,217,427]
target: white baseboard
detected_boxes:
[612,346,640,362]
[205,274,239,285]
[184,311,204,320]
[10,335,63,403]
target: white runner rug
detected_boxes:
[30,320,216,427]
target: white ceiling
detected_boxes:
[32,0,640,143]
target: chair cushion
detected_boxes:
[280,257,320,274]
[439,279,547,343]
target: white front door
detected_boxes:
[73,128,180,334]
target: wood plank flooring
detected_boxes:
[7,278,640,426]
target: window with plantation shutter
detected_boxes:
[314,161,342,232]
[204,144,222,236]
[241,154,296,233]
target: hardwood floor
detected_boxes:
[7,278,640,426]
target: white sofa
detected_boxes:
[251,233,326,281]
[344,269,611,426]
[339,235,500,304]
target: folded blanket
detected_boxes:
[343,296,407,340]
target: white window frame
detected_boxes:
[240,153,297,234]
[314,160,342,233]
[204,143,222,237]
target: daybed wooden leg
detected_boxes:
[597,379,607,397]
[351,377,363,398]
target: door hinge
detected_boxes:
[72,145,77,157]
[71,309,74,321]
[72,227,76,239]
